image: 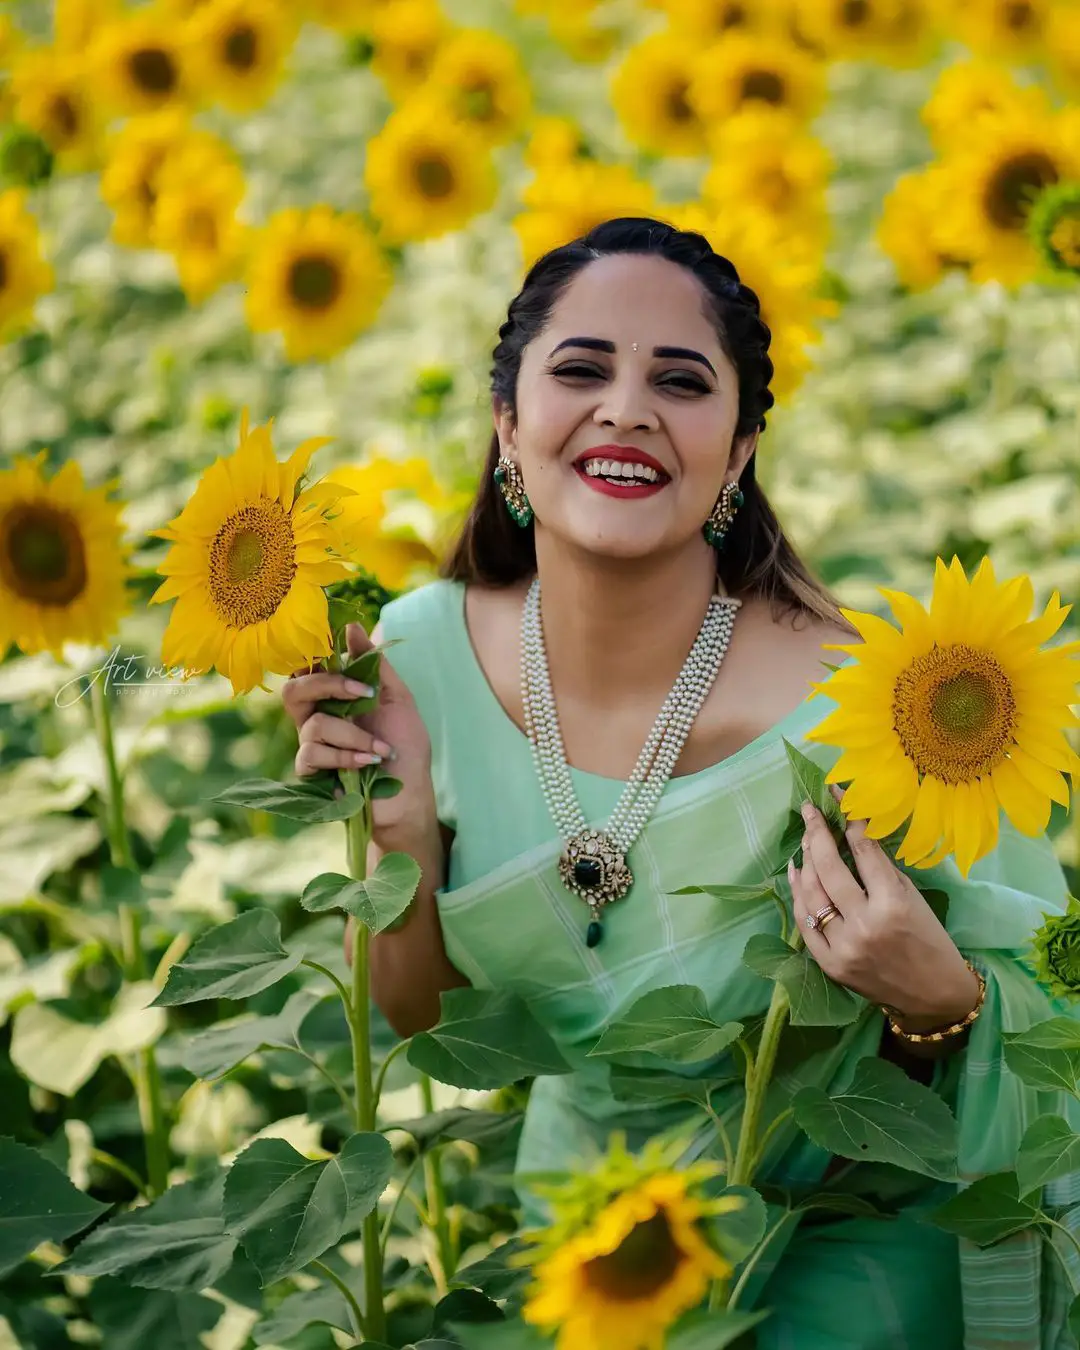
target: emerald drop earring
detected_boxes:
[703,481,744,549]
[494,456,533,528]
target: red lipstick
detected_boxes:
[573,444,671,499]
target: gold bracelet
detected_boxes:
[882,962,986,1045]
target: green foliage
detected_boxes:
[153,909,303,1005]
[588,985,743,1063]
[407,988,573,1089]
[929,1171,1044,1246]
[300,852,422,932]
[742,933,864,1026]
[0,1138,108,1276]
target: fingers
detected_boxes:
[295,711,393,776]
[800,802,866,911]
[282,670,375,726]
[826,783,900,898]
[346,621,374,658]
[789,851,843,950]
[349,620,412,703]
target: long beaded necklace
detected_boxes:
[521,576,740,948]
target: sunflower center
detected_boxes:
[224,23,258,71]
[758,165,793,210]
[718,2,747,29]
[208,501,296,628]
[461,79,496,122]
[129,46,179,96]
[49,93,80,142]
[582,1211,685,1302]
[985,151,1059,230]
[841,0,871,25]
[1050,214,1080,266]
[184,206,219,250]
[1004,0,1036,32]
[414,153,455,199]
[740,69,786,105]
[0,502,88,606]
[666,79,695,124]
[287,254,342,310]
[892,644,1017,783]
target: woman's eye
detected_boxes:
[660,375,709,393]
[552,364,600,379]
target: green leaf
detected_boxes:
[10,982,166,1095]
[370,774,403,800]
[742,933,862,1027]
[588,985,742,1064]
[453,1237,532,1303]
[0,1137,107,1276]
[391,1107,523,1153]
[1070,1292,1080,1344]
[252,1282,357,1343]
[180,989,324,1080]
[433,1289,505,1330]
[58,1170,237,1290]
[1016,1115,1080,1196]
[668,883,776,903]
[0,944,84,1028]
[794,1191,884,1220]
[1002,1018,1080,1092]
[299,852,421,934]
[792,1057,958,1181]
[928,1171,1043,1246]
[211,778,366,823]
[317,648,382,719]
[86,1280,223,1350]
[451,1322,549,1350]
[153,910,302,1006]
[783,739,844,830]
[707,1186,767,1262]
[223,1132,393,1285]
[607,1065,732,1108]
[407,988,572,1090]
[666,1309,769,1350]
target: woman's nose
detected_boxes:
[592,379,659,433]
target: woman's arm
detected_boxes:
[367,819,470,1037]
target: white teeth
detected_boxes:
[581,459,662,483]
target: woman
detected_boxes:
[283,218,1075,1348]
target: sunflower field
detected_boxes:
[2,0,1080,1347]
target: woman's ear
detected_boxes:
[493,397,516,456]
[730,430,759,478]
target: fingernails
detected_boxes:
[355,751,381,765]
[800,801,815,822]
[345,680,374,697]
[372,739,394,758]
[787,858,797,882]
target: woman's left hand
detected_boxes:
[789,785,981,1031]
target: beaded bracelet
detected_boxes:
[882,961,986,1045]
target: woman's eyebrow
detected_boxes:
[547,336,716,377]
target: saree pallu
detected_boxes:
[378,578,1080,1349]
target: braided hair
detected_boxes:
[443,216,844,626]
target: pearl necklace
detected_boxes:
[521,576,740,948]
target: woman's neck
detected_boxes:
[531,538,726,705]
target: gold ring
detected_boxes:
[818,907,841,931]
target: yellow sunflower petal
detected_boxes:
[991,756,1053,837]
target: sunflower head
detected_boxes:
[1028,180,1080,276]
[807,555,1080,877]
[92,9,190,117]
[519,1136,739,1350]
[611,31,709,158]
[188,0,297,113]
[0,187,55,340]
[689,31,826,124]
[1031,898,1080,1000]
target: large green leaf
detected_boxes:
[929,1171,1043,1246]
[668,883,777,904]
[0,1137,107,1277]
[453,1237,532,1303]
[451,1322,549,1350]
[666,1309,769,1349]
[607,1065,731,1108]
[407,988,572,1090]
[153,909,302,1006]
[300,852,422,934]
[742,933,862,1027]
[180,989,324,1080]
[10,982,166,1095]
[1017,1115,1080,1196]
[59,1170,237,1291]
[252,1281,357,1343]
[1002,1018,1080,1092]
[783,739,844,831]
[86,1280,223,1350]
[211,777,366,823]
[707,1186,767,1262]
[316,648,381,718]
[391,1107,523,1153]
[587,985,742,1064]
[792,1057,958,1180]
[0,945,86,1028]
[223,1132,393,1285]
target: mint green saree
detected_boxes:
[379,579,1080,1349]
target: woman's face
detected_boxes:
[495,252,757,563]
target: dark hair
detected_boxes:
[442,216,849,626]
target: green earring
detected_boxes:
[703,481,744,549]
[494,456,533,528]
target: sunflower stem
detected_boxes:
[730,979,791,1188]
[341,766,385,1343]
[420,1073,455,1293]
[89,675,170,1196]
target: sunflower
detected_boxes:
[100,113,231,249]
[92,7,192,117]
[245,205,390,361]
[150,412,362,694]
[54,0,121,49]
[807,556,1080,878]
[0,453,132,658]
[524,115,591,170]
[611,32,709,158]
[793,0,938,64]
[0,189,54,341]
[425,28,531,149]
[660,0,787,40]
[187,0,297,112]
[364,101,496,245]
[704,106,832,227]
[877,166,968,290]
[935,108,1080,286]
[514,160,658,268]
[520,1138,739,1350]
[945,0,1051,62]
[689,31,827,125]
[323,456,466,590]
[545,9,619,62]
[921,61,1050,153]
[152,145,249,303]
[369,0,449,99]
[1046,4,1080,100]
[9,47,102,172]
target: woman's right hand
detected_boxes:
[283,621,438,842]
